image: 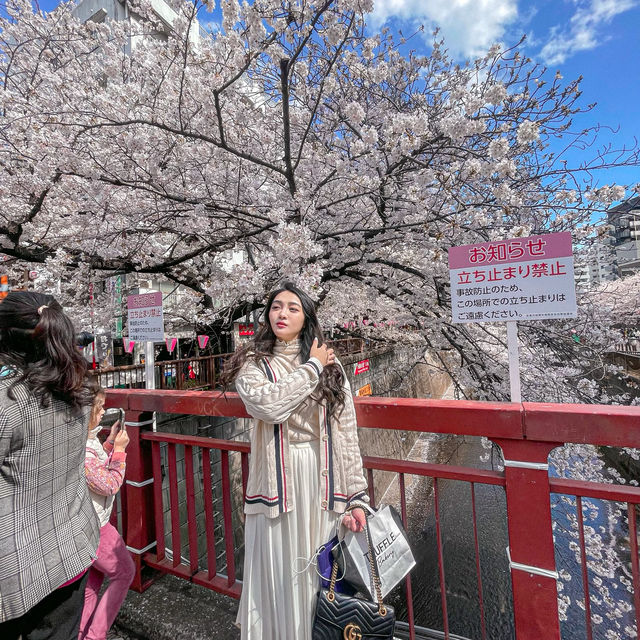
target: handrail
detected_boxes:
[106,389,640,447]
[90,337,366,387]
[549,476,640,502]
[141,430,251,453]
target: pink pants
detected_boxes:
[79,522,135,640]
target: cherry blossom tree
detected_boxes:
[0,0,637,402]
[1,1,639,634]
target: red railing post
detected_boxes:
[121,408,156,592]
[494,438,563,640]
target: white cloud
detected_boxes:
[369,0,519,59]
[200,18,221,33]
[539,0,639,66]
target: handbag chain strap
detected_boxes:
[327,507,388,617]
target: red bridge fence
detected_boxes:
[104,389,640,640]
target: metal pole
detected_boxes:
[145,341,155,390]
[506,321,521,403]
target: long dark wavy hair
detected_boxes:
[222,283,346,417]
[0,291,94,411]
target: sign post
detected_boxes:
[448,232,577,402]
[144,342,155,390]
[112,276,123,339]
[506,321,521,403]
[127,292,164,390]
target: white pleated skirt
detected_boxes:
[236,440,338,640]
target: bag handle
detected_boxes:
[327,508,388,617]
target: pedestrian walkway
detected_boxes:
[113,573,458,640]
[114,573,240,640]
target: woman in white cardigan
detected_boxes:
[224,282,369,640]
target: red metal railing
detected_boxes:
[105,390,640,640]
[145,430,249,597]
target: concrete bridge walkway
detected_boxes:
[114,573,240,640]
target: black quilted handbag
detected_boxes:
[312,511,395,639]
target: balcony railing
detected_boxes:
[94,338,365,389]
[104,390,640,640]
[610,341,640,355]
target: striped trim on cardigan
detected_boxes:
[261,358,287,513]
[245,493,280,507]
[324,406,335,510]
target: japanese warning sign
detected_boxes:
[127,292,164,341]
[448,232,577,323]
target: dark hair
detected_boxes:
[222,283,346,417]
[0,291,94,411]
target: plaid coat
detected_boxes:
[0,373,100,622]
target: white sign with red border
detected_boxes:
[448,232,577,324]
[127,292,164,342]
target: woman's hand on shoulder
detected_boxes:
[310,337,336,368]
[342,507,366,533]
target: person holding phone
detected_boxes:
[79,389,135,640]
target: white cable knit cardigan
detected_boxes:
[235,340,369,518]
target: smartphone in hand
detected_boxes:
[102,407,126,433]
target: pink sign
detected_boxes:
[123,338,135,353]
[197,335,209,349]
[354,359,370,375]
[127,291,164,341]
[165,337,177,353]
[448,232,577,324]
[127,291,163,309]
[448,232,572,269]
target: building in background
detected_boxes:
[73,0,201,51]
[574,227,617,290]
[607,195,640,278]
[575,195,640,289]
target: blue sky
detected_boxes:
[35,0,639,194]
[366,0,640,193]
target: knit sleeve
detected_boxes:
[336,361,369,503]
[85,447,127,496]
[235,357,324,424]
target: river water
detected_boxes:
[382,435,635,640]
[384,434,514,639]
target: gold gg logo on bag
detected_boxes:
[343,623,362,640]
